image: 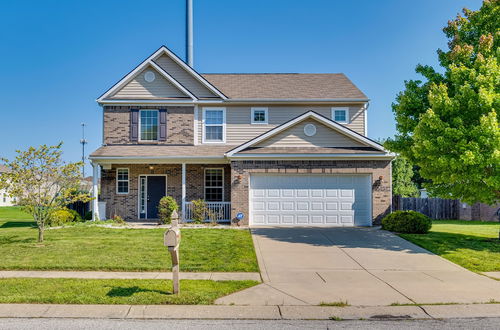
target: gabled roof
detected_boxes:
[97,46,227,102]
[226,111,388,157]
[202,73,368,101]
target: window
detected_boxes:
[203,108,225,143]
[116,168,129,194]
[204,168,224,202]
[251,107,268,124]
[332,107,349,123]
[140,110,159,141]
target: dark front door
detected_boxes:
[147,176,166,219]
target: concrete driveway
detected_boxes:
[216,227,500,306]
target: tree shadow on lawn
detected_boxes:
[401,231,500,255]
[0,235,35,244]
[106,286,169,297]
[0,221,36,228]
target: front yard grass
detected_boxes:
[0,278,258,305]
[400,220,500,273]
[0,207,258,272]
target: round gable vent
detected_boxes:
[144,70,156,82]
[304,123,317,137]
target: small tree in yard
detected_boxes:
[0,143,90,242]
[158,196,178,224]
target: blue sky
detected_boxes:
[0,0,481,175]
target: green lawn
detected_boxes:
[0,278,257,304]
[0,207,258,272]
[400,220,500,273]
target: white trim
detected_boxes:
[116,168,129,195]
[91,163,100,221]
[331,107,349,124]
[364,102,369,136]
[137,174,168,220]
[225,98,369,103]
[202,107,226,144]
[204,168,225,202]
[138,109,159,142]
[228,153,395,160]
[226,111,388,156]
[251,107,268,124]
[193,105,199,145]
[181,163,186,221]
[98,99,369,105]
[97,45,225,102]
[148,61,198,100]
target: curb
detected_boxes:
[0,303,499,320]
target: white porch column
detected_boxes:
[91,163,100,221]
[181,163,186,222]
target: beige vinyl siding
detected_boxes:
[254,119,366,148]
[197,105,365,145]
[111,66,188,99]
[154,55,219,99]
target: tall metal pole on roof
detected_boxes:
[186,0,194,67]
[80,123,87,178]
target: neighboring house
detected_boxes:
[89,45,394,226]
[0,165,17,207]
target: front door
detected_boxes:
[146,176,166,219]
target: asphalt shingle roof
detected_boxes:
[202,73,368,100]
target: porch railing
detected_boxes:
[184,202,231,223]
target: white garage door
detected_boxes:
[250,174,371,227]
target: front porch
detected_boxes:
[94,163,232,223]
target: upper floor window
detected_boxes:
[116,168,129,194]
[203,108,226,143]
[251,107,268,124]
[332,107,349,124]
[140,110,159,141]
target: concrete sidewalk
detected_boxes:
[0,271,261,281]
[1,303,499,320]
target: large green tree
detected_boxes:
[386,0,500,205]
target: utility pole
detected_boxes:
[80,123,88,178]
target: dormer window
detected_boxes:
[332,107,349,124]
[251,107,268,124]
[202,108,226,143]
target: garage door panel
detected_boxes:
[297,215,309,224]
[250,175,371,227]
[282,201,295,211]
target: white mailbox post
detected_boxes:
[164,210,181,294]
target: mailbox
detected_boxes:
[164,216,181,295]
[164,228,181,248]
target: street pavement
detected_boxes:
[1,317,500,330]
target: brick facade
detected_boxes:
[100,163,231,220]
[230,160,392,226]
[103,106,194,145]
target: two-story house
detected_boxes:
[89,46,393,226]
